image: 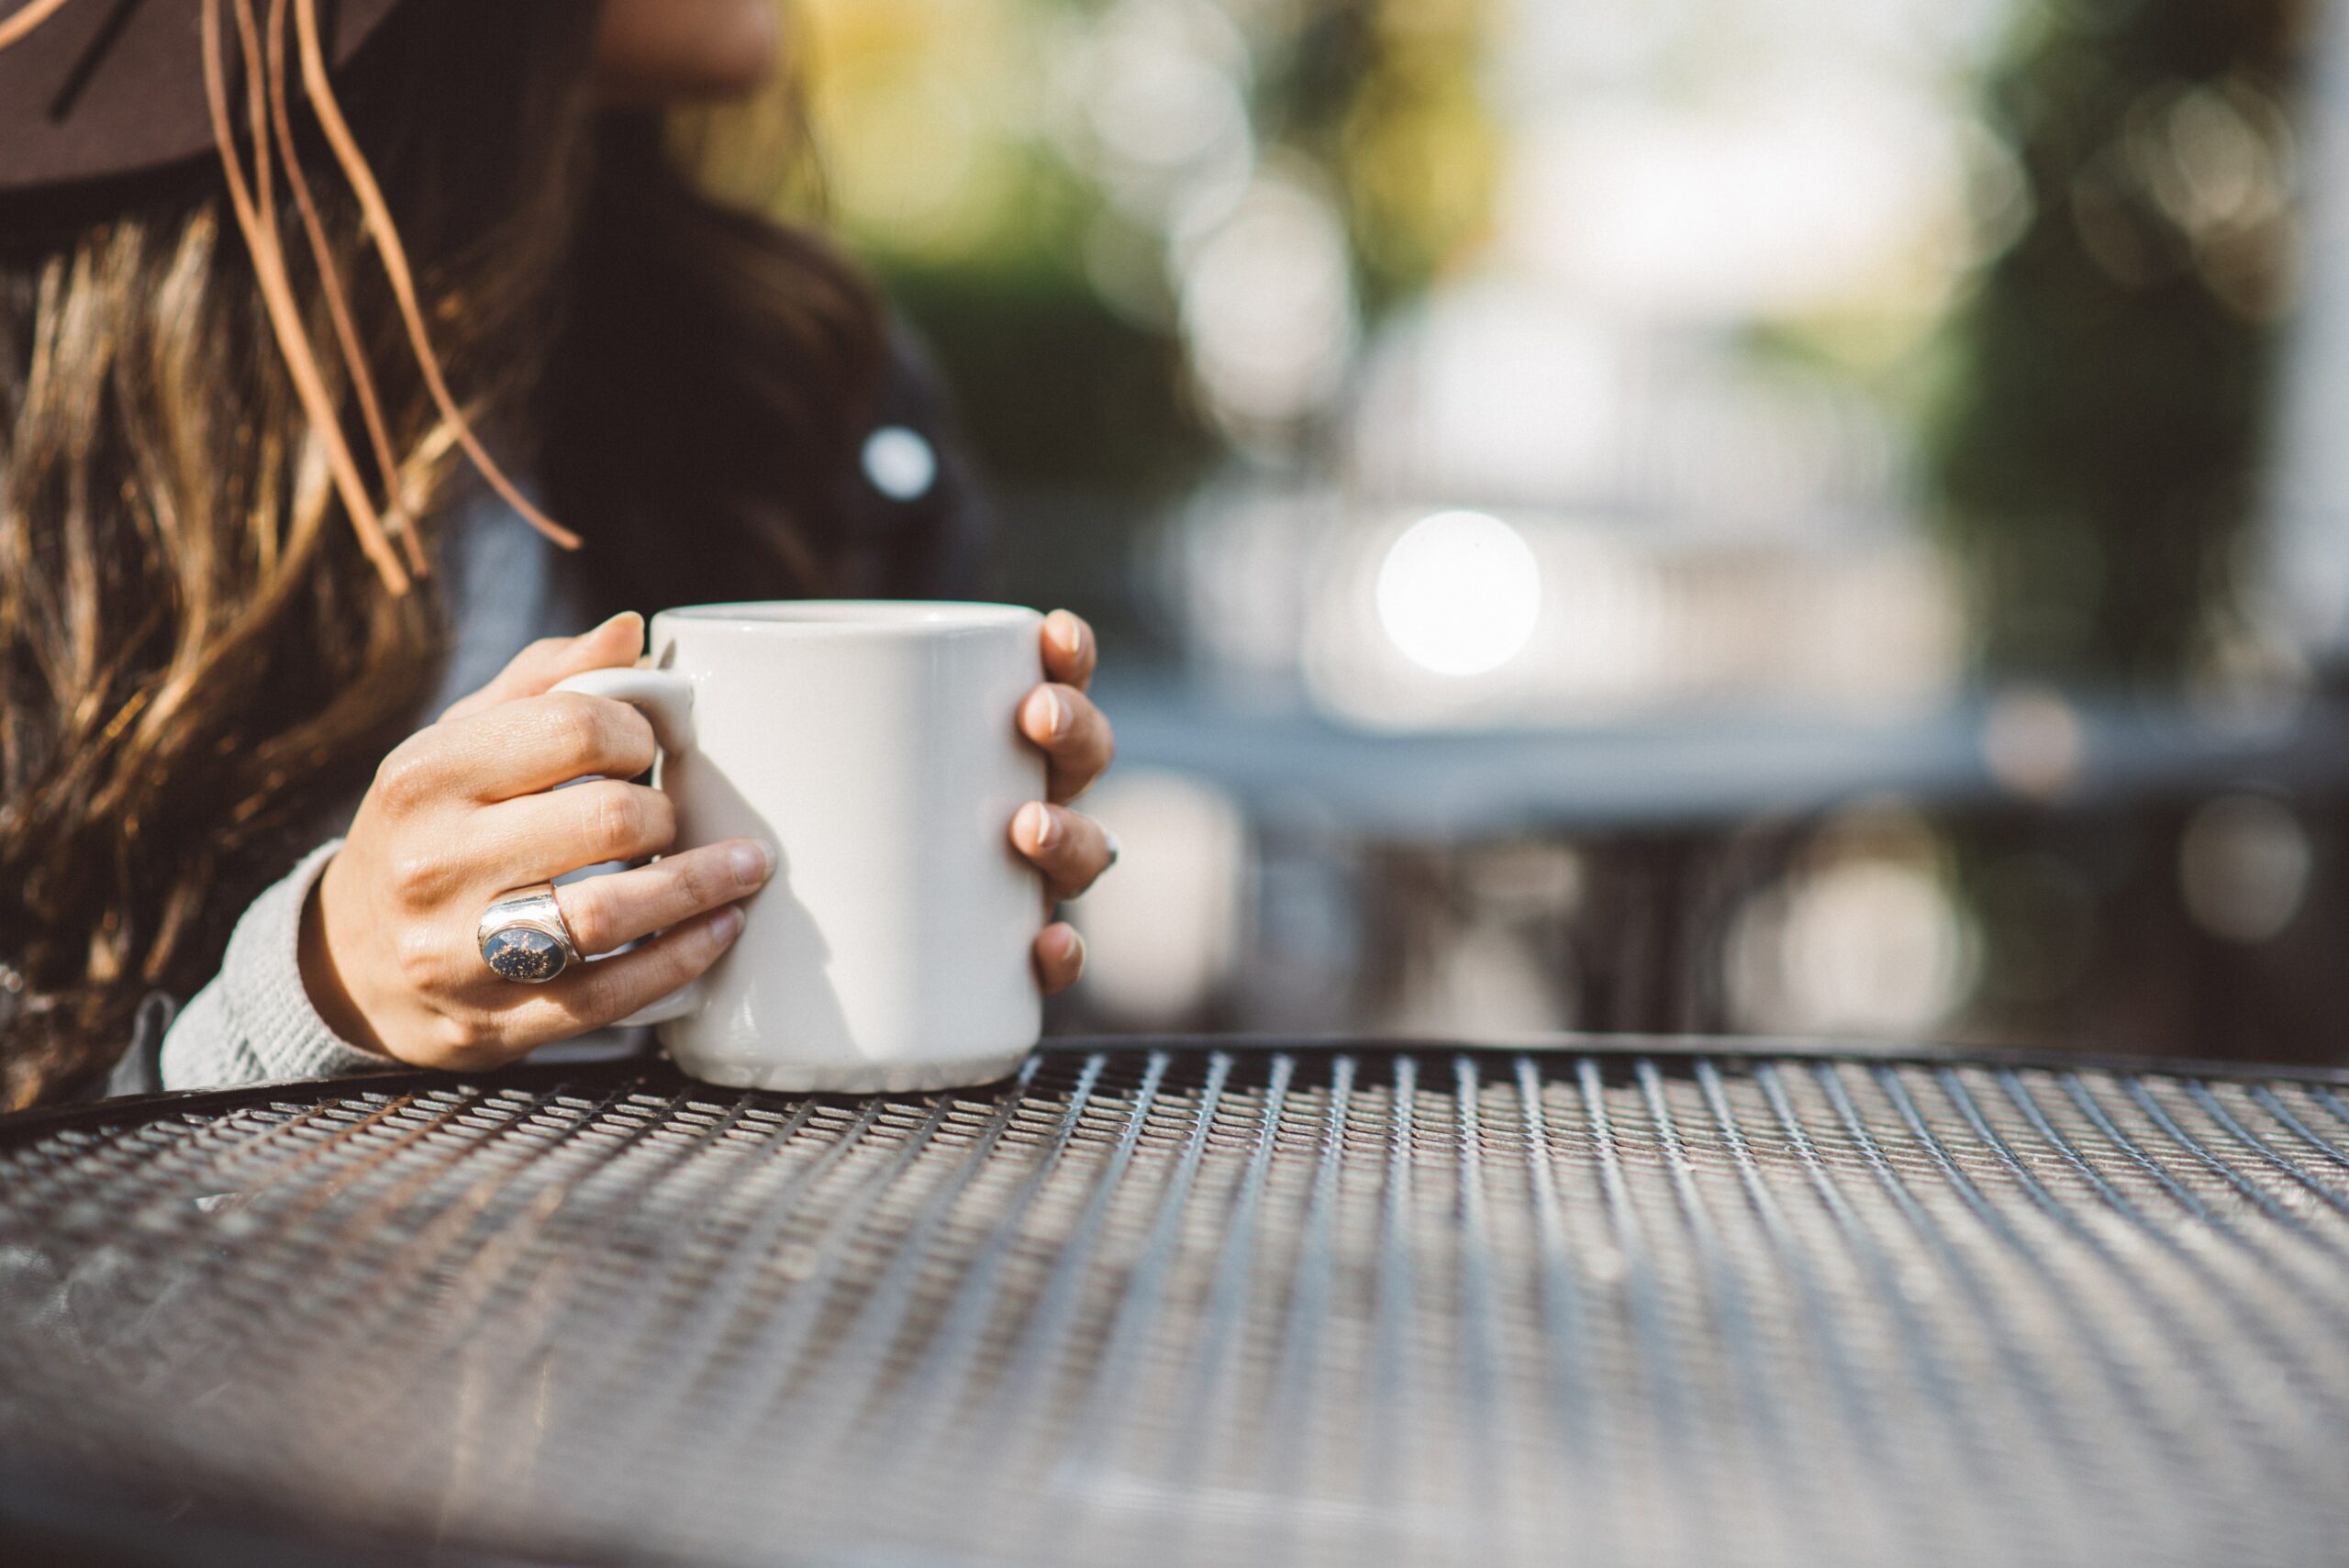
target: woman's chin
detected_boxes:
[593,0,781,106]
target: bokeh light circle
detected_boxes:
[1375,510,1543,677]
[861,426,940,502]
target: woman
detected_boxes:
[0,0,1117,1106]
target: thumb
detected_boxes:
[437,611,645,723]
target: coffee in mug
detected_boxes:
[555,601,1046,1092]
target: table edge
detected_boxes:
[6,1032,2346,1143]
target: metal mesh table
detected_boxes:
[3,1039,2348,1567]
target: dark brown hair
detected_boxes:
[0,0,884,1105]
[545,112,884,617]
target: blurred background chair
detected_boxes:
[782,0,2349,1062]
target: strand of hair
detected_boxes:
[263,0,425,576]
[293,0,582,551]
[205,0,410,595]
[0,0,73,54]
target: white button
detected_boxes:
[861,426,939,503]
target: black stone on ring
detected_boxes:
[478,884,582,984]
[484,926,568,983]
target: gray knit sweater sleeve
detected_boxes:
[159,840,398,1091]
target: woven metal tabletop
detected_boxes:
[3,1039,2348,1568]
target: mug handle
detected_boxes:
[551,666,702,1027]
[551,667,696,751]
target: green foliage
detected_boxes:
[1267,0,1498,317]
[879,257,1221,497]
[1927,0,2305,684]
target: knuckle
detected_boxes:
[448,1040,514,1073]
[373,741,436,812]
[544,694,613,773]
[388,845,451,905]
[562,694,655,777]
[462,1017,529,1069]
[584,784,650,859]
[421,1010,498,1067]
[670,852,727,909]
[435,1011,484,1053]
[393,924,444,985]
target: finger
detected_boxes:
[440,611,644,723]
[1034,922,1086,995]
[495,906,746,1047]
[551,840,772,956]
[1019,683,1115,803]
[1041,609,1097,692]
[419,690,659,804]
[1011,803,1116,902]
[467,779,677,886]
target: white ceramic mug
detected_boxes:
[553,602,1046,1093]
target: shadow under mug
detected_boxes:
[554,601,1047,1094]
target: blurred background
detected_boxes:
[789,0,2349,1062]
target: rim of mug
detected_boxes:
[656,601,1042,633]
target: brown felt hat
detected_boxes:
[0,0,578,595]
[0,0,406,193]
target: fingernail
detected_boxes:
[587,610,642,644]
[712,906,746,943]
[1034,687,1069,739]
[1019,802,1056,849]
[728,840,773,884]
[1048,610,1084,657]
[1059,927,1087,968]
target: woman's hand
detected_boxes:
[302,606,1115,1067]
[1013,610,1119,993]
[300,613,772,1069]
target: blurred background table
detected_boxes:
[1074,683,2349,1055]
[5,1038,2347,1568]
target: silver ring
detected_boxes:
[478,883,583,984]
